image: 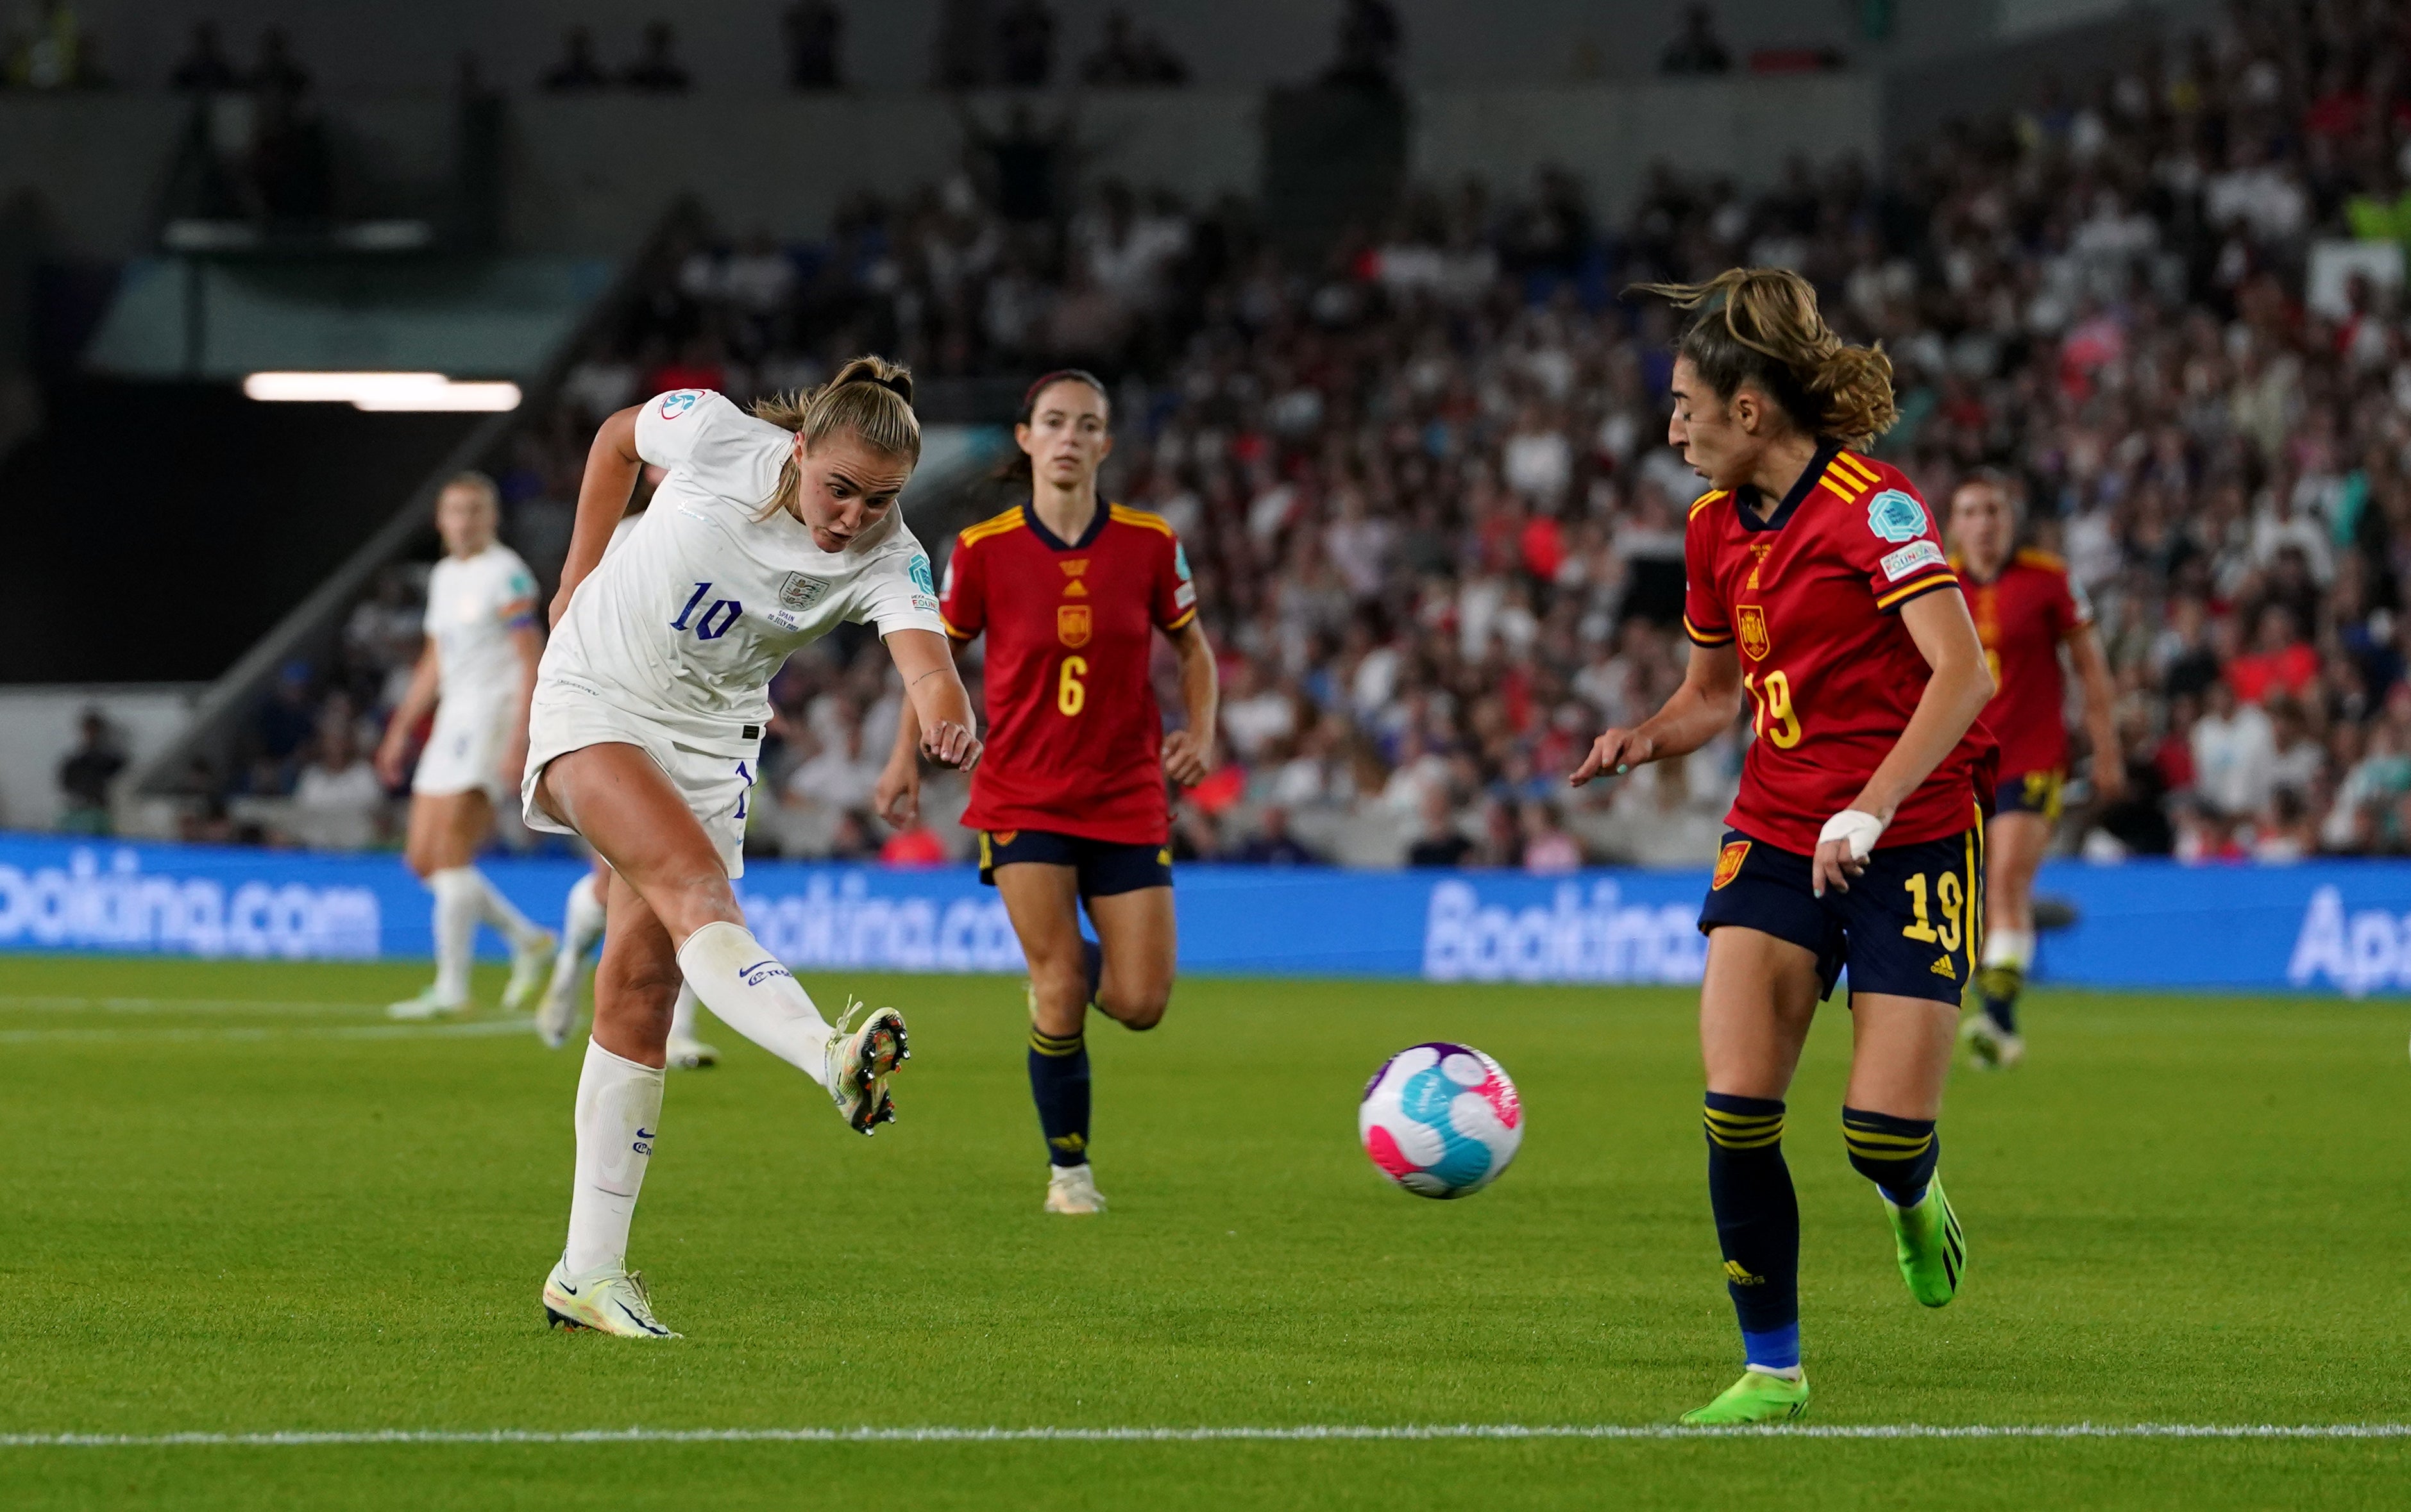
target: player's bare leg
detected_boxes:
[1682,926,1820,1424]
[390,790,552,1020]
[997,862,1108,1210]
[536,744,904,1130]
[1847,993,1966,1309]
[1085,886,1175,1033]
[1968,811,2045,1068]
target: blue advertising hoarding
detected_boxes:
[0,832,2405,996]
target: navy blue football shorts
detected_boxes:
[978,828,1173,898]
[1993,768,2065,821]
[1696,824,1985,1005]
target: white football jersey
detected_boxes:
[537,389,943,757]
[425,543,537,705]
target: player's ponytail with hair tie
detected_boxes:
[750,354,922,520]
[1630,266,1899,451]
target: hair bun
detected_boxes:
[870,371,913,402]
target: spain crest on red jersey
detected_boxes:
[1737,605,1771,661]
[1056,604,1092,647]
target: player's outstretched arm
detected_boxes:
[1570,641,1742,788]
[551,404,643,628]
[499,623,543,793]
[2068,622,2126,804]
[886,628,982,775]
[1161,620,1219,787]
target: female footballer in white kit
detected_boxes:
[529,358,981,1338]
[378,471,556,1020]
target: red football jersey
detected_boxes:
[942,501,1198,844]
[1958,548,2088,777]
[1682,445,1996,854]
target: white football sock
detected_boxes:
[464,865,546,950]
[555,874,607,974]
[563,1038,664,1275]
[669,982,702,1043]
[1983,928,2033,971]
[675,921,832,1086]
[428,866,481,1004]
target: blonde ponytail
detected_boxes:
[1629,267,1898,449]
[752,355,922,519]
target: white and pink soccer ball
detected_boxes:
[1358,1043,1523,1198]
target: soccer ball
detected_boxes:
[1358,1043,1522,1198]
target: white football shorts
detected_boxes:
[521,694,760,878]
[412,694,514,802]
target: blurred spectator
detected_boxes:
[2193,680,2276,822]
[168,21,237,92]
[1521,802,1582,873]
[963,101,1075,222]
[56,708,123,836]
[1322,0,1401,91]
[782,0,843,90]
[1081,8,1188,87]
[995,0,1056,88]
[623,21,692,92]
[541,27,609,92]
[1660,4,1733,75]
[1406,785,1472,867]
[251,662,319,791]
[3,0,91,88]
[289,701,387,852]
[248,26,309,98]
[1235,805,1321,864]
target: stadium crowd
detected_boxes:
[182,0,2411,873]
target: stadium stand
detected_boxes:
[190,0,2411,875]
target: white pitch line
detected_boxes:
[0,996,384,1016]
[4,1424,2408,1448]
[0,1016,537,1045]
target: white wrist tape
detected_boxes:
[1817,809,1886,862]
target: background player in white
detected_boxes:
[527,358,981,1338]
[533,481,722,1071]
[377,472,555,1020]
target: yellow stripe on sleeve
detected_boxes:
[1834,452,1881,485]
[1817,473,1859,503]
[1874,571,1959,611]
[1687,489,1728,521]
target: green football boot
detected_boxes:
[1678,1370,1810,1425]
[1882,1173,1966,1307]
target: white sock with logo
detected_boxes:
[675,921,833,1087]
[428,867,482,1004]
[464,865,546,950]
[669,982,702,1043]
[564,1037,664,1275]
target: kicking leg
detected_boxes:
[536,743,905,1133]
[995,862,1101,1209]
[1680,926,1821,1426]
[1847,993,1965,1307]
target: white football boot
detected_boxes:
[666,1032,720,1070]
[1960,1014,2026,1070]
[533,970,580,1050]
[542,1257,680,1339]
[387,985,466,1021]
[500,930,558,1014]
[824,998,909,1134]
[1044,1163,1107,1214]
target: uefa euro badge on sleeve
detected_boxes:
[1866,489,1928,544]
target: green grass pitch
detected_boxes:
[3,953,2408,1509]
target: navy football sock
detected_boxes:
[1843,1107,1939,1207]
[1028,1027,1091,1168]
[1703,1093,1801,1372]
[1975,963,2022,1034]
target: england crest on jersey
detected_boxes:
[779,572,831,610]
[1866,489,1928,544]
